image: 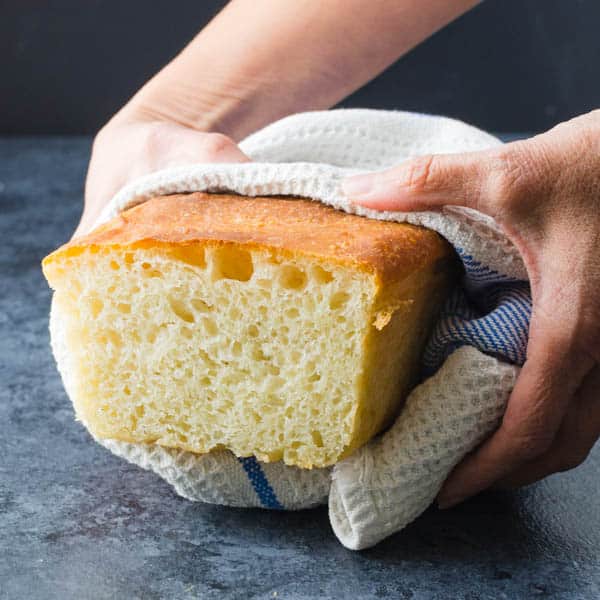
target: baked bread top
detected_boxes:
[44,192,452,286]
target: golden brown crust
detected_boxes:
[44,193,453,284]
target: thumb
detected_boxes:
[437,314,591,507]
[342,150,496,214]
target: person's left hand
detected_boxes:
[342,110,600,508]
[76,110,250,237]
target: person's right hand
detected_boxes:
[343,110,600,506]
[75,111,250,237]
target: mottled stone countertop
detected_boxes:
[1,137,598,600]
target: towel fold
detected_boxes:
[94,109,530,549]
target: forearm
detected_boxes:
[123,0,479,140]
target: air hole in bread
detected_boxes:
[167,296,195,323]
[202,317,218,336]
[106,329,122,348]
[256,278,271,289]
[312,265,334,284]
[285,307,300,319]
[169,246,206,269]
[191,298,211,313]
[252,347,268,361]
[311,430,324,448]
[89,297,104,318]
[329,291,350,310]
[211,246,254,282]
[279,265,307,290]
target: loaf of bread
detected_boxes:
[43,193,456,468]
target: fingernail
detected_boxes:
[341,174,375,198]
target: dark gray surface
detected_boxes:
[1,137,599,600]
[3,0,600,134]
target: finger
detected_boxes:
[192,132,251,164]
[159,131,251,168]
[341,135,549,218]
[437,315,594,509]
[341,150,494,213]
[494,365,600,489]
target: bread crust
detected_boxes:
[44,193,453,286]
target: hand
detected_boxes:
[76,111,249,237]
[342,110,600,507]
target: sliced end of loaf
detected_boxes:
[43,194,456,468]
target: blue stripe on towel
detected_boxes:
[238,456,284,509]
[423,249,531,374]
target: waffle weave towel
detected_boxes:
[88,109,529,549]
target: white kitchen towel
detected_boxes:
[88,109,529,549]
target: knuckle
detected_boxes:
[555,407,597,472]
[401,154,437,193]
[138,121,166,159]
[140,121,161,145]
[578,304,600,363]
[487,145,536,211]
[537,297,600,364]
[91,127,106,151]
[510,428,555,461]
[559,447,590,472]
[487,140,557,219]
[90,123,114,158]
[202,133,236,157]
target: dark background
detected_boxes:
[2,0,598,135]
